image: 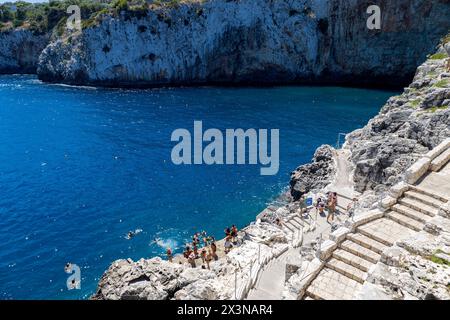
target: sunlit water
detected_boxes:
[0,75,396,299]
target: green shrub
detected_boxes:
[427,105,448,113]
[430,52,448,60]
[434,79,449,88]
[410,99,421,108]
[113,0,129,11]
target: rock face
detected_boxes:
[92,257,185,300]
[0,30,49,74]
[289,145,336,200]
[37,0,450,87]
[92,221,289,300]
[345,45,450,193]
[289,42,450,198]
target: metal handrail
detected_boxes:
[336,132,347,149]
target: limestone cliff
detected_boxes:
[345,41,450,194]
[290,40,450,198]
[0,30,49,74]
[37,0,450,87]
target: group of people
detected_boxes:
[166,225,241,268]
[315,192,338,223]
[166,230,220,269]
[315,192,359,223]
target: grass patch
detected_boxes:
[410,99,421,108]
[430,53,448,60]
[427,105,448,113]
[434,79,449,88]
[429,250,450,265]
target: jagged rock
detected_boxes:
[244,221,288,245]
[290,145,336,200]
[178,268,217,287]
[421,89,450,109]
[174,279,224,300]
[92,257,185,300]
[344,50,450,193]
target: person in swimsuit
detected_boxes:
[200,248,207,264]
[224,236,233,254]
[188,252,196,268]
[166,247,173,263]
[231,225,238,243]
[205,250,213,270]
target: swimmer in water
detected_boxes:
[149,237,162,245]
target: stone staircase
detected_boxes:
[304,185,447,300]
[247,247,295,300]
[282,214,310,239]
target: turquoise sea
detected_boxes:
[0,75,396,299]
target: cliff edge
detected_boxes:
[37,0,450,87]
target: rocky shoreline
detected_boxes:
[91,40,449,300]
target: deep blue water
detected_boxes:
[0,75,396,299]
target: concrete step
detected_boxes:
[286,221,299,231]
[291,216,306,227]
[357,218,416,247]
[431,147,450,171]
[332,248,373,272]
[392,203,434,223]
[283,221,295,232]
[346,233,388,255]
[306,267,362,300]
[410,185,448,203]
[397,198,439,217]
[326,258,367,284]
[288,218,303,229]
[386,211,424,231]
[404,190,446,209]
[282,225,294,234]
[340,239,381,263]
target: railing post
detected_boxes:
[258,244,261,265]
[234,270,237,300]
[336,132,346,149]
